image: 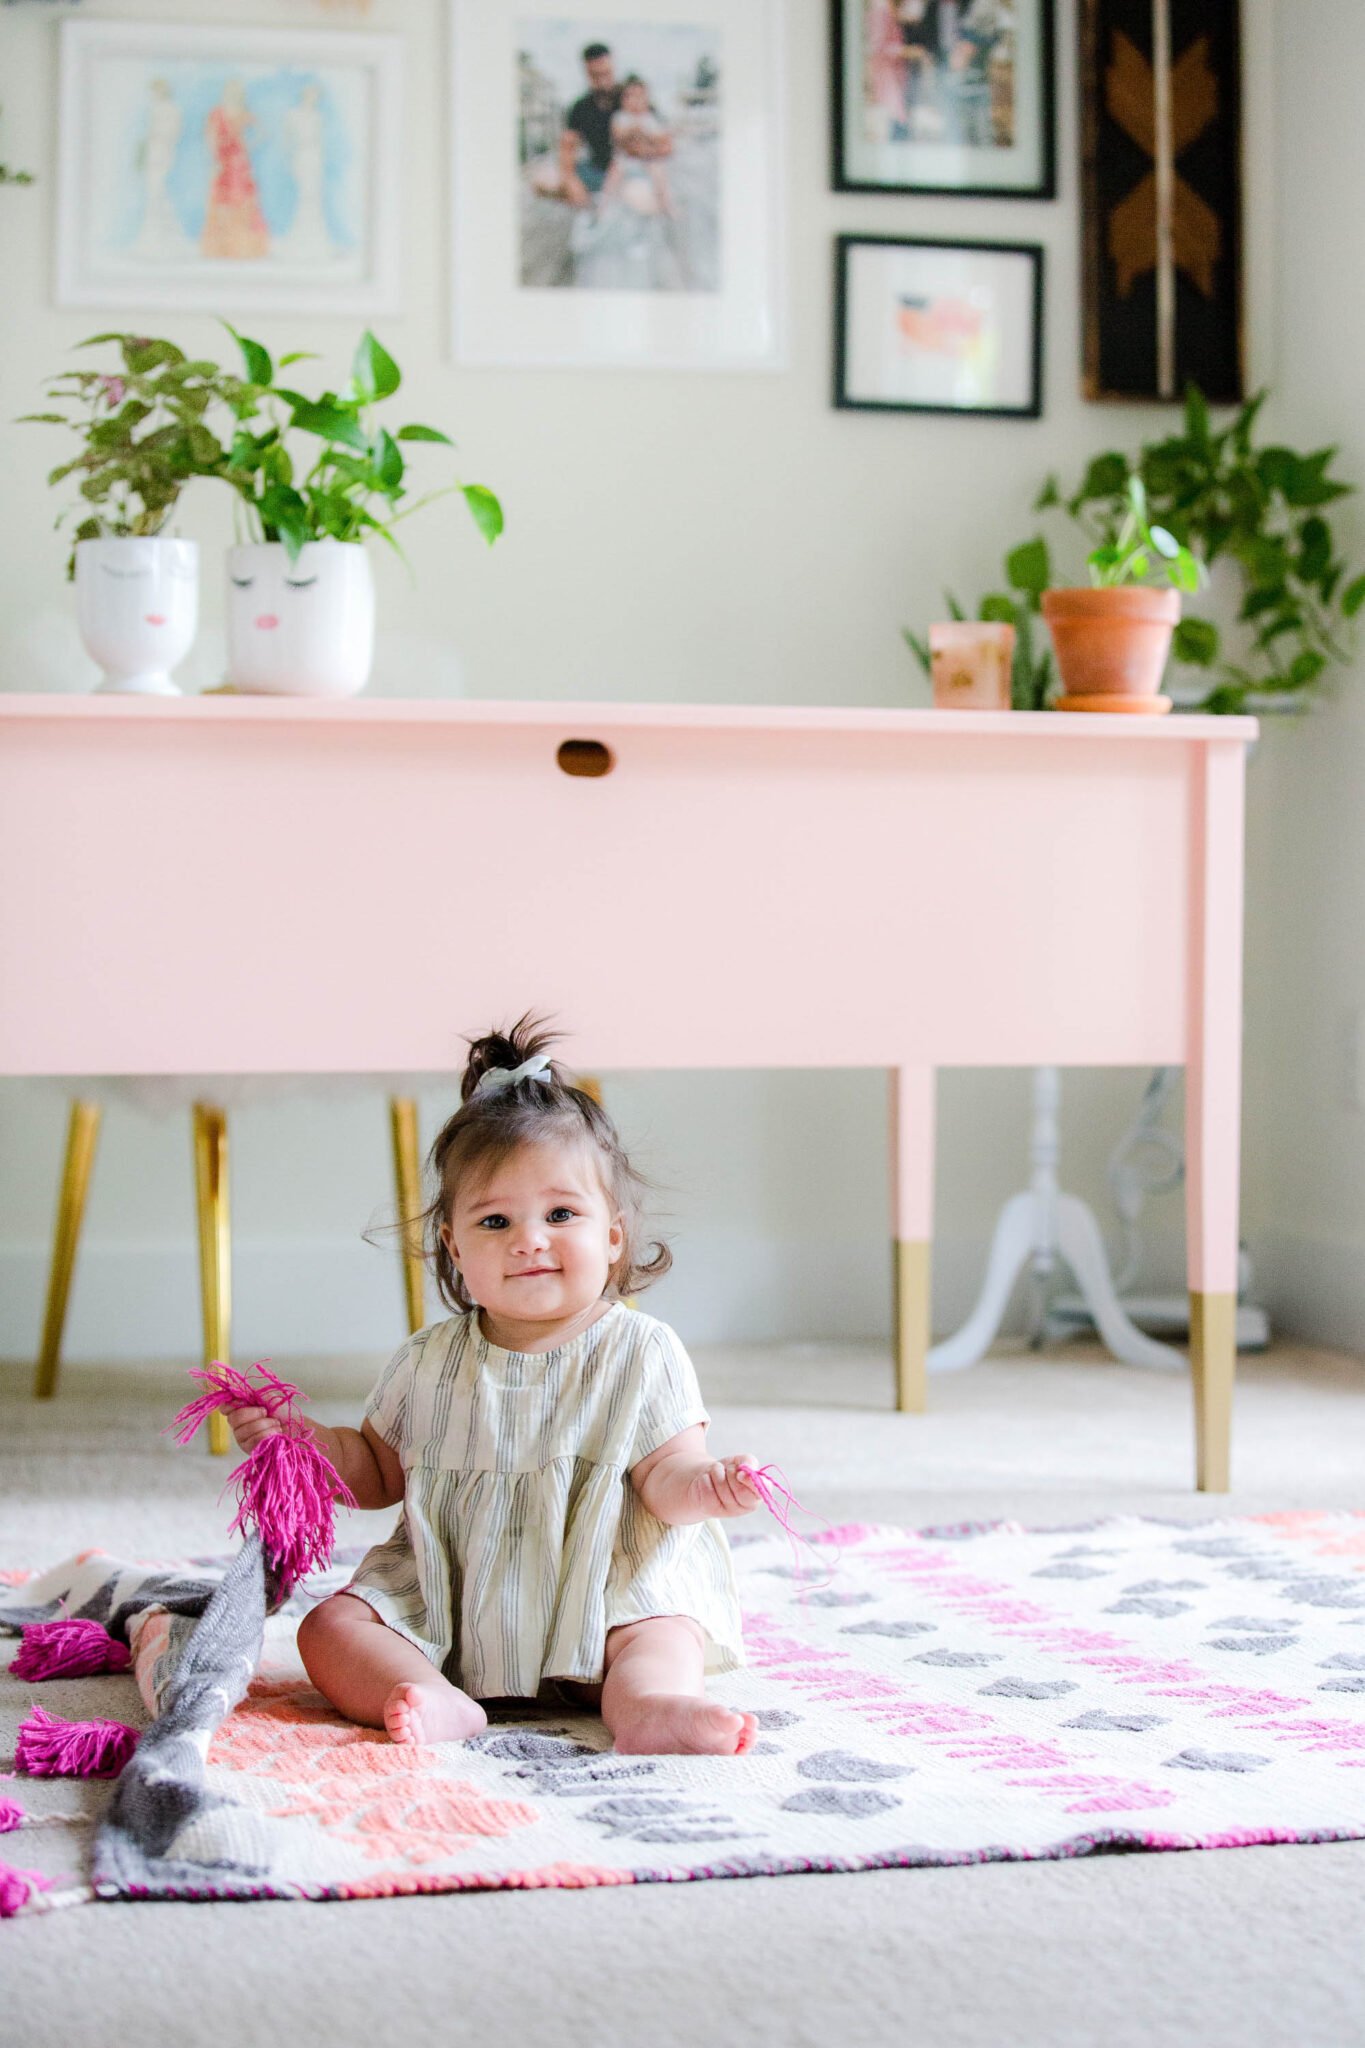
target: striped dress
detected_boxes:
[344,1302,745,1698]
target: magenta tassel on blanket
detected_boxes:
[0,1797,24,1832]
[15,1704,139,1780]
[9,1616,131,1682]
[0,1860,54,1918]
[168,1359,355,1595]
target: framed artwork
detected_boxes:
[834,234,1043,417]
[55,19,403,314]
[831,0,1055,198]
[1081,0,1243,402]
[451,0,786,370]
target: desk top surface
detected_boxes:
[0,693,1258,744]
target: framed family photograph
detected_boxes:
[451,0,786,369]
[834,235,1043,417]
[831,0,1055,198]
[55,19,403,314]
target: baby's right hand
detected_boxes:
[222,1403,282,1455]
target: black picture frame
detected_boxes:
[834,233,1045,418]
[831,0,1056,199]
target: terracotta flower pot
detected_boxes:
[1040,586,1180,702]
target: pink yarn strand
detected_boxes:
[0,1797,25,1833]
[167,1359,355,1594]
[737,1462,839,1592]
[15,1704,139,1780]
[0,1859,54,1919]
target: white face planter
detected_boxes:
[74,537,198,695]
[225,541,376,698]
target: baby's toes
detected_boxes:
[734,1712,758,1755]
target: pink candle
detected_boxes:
[929,621,1016,711]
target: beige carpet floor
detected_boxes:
[2,1337,1363,2048]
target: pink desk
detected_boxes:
[0,695,1256,1488]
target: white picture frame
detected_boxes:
[451,0,787,371]
[55,19,404,316]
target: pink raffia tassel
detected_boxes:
[15,1704,139,1780]
[0,1860,54,1918]
[168,1359,355,1595]
[738,1461,838,1592]
[0,1797,25,1832]
[9,1616,131,1682]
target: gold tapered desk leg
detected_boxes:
[1190,1291,1235,1493]
[893,1240,930,1414]
[34,1100,103,1400]
[389,1096,425,1335]
[192,1103,232,1457]
[576,1076,637,1307]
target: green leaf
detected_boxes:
[1077,452,1130,503]
[1342,573,1365,618]
[979,593,1017,625]
[1169,553,1202,594]
[76,332,127,348]
[186,424,222,467]
[462,483,503,544]
[1288,649,1328,689]
[288,398,369,452]
[1148,524,1182,559]
[1005,536,1050,596]
[222,323,273,388]
[1173,616,1219,666]
[1183,384,1211,448]
[946,592,966,622]
[277,351,320,368]
[17,412,68,425]
[902,627,930,675]
[1298,515,1332,583]
[1033,475,1061,512]
[121,337,184,374]
[351,331,401,402]
[396,423,454,445]
[373,427,404,491]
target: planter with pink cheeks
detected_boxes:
[74,536,198,695]
[224,540,375,698]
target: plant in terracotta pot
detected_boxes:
[21,333,227,693]
[1040,474,1204,713]
[216,327,503,698]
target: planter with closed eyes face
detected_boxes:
[74,537,198,694]
[224,540,375,697]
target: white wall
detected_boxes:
[0,0,1289,1363]
[1236,0,1365,1352]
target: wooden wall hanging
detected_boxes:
[1081,0,1243,403]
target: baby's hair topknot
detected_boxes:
[420,1011,671,1314]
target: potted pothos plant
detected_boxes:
[1039,474,1204,710]
[216,326,503,697]
[20,333,223,693]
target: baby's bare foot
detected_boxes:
[612,1696,757,1757]
[383,1680,487,1746]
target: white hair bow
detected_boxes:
[470,1053,553,1102]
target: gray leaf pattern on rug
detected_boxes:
[841,1619,936,1638]
[1172,1537,1254,1558]
[1319,1653,1365,1670]
[800,1590,876,1608]
[1124,1579,1206,1593]
[1032,1564,1111,1579]
[1105,1596,1193,1618]
[1276,1578,1365,1610]
[1165,1748,1270,1772]
[979,1678,1079,1699]
[782,1787,901,1817]
[913,1649,1004,1667]
[750,1709,802,1729]
[1205,1636,1296,1655]
[1214,1616,1298,1632]
[1319,1675,1365,1691]
[1064,1710,1168,1733]
[584,1795,748,1845]
[796,1751,914,1782]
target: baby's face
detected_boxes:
[621,82,650,112]
[443,1140,623,1333]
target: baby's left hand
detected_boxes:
[692,1454,761,1520]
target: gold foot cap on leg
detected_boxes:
[893,1239,931,1415]
[1190,1290,1236,1494]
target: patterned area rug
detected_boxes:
[4,1512,1364,1906]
